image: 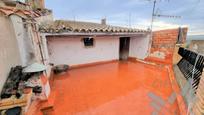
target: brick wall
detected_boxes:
[148,28,188,64]
[152,29,178,53]
[153,28,187,53]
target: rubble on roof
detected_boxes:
[0,6,51,19]
[39,20,149,33]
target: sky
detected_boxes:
[45,0,204,35]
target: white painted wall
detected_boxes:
[0,15,21,92]
[129,34,150,59]
[47,36,119,66]
[10,15,37,66]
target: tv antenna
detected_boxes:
[149,0,181,32]
[147,0,181,55]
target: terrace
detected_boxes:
[1,0,203,115]
[28,59,186,115]
[22,27,190,115]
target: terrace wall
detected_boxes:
[148,28,188,64]
[47,36,120,66]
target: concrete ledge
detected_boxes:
[166,65,187,115]
[173,65,189,105]
[70,59,119,69]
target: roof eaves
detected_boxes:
[39,20,149,34]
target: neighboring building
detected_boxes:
[187,35,204,45]
[39,20,151,67]
[189,40,204,55]
[0,2,51,95]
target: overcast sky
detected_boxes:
[46,0,204,35]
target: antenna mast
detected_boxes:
[150,0,181,32]
[150,0,156,33]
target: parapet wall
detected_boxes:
[148,28,188,64]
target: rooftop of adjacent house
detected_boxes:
[0,6,51,18]
[39,20,149,34]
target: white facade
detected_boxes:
[45,34,150,66]
[129,34,150,59]
[47,36,120,66]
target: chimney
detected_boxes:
[101,18,106,25]
[40,0,45,9]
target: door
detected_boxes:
[119,37,130,60]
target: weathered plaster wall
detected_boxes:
[47,36,119,66]
[10,15,27,66]
[10,15,36,66]
[10,15,40,66]
[129,34,150,59]
[0,15,21,92]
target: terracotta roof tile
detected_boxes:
[0,6,49,18]
[39,20,149,33]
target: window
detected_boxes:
[83,37,94,47]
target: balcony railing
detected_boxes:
[177,47,204,92]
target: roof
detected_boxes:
[0,6,51,19]
[2,0,28,6]
[39,20,149,34]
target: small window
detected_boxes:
[83,37,94,47]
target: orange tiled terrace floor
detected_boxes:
[47,61,180,115]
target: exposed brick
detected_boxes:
[150,28,188,59]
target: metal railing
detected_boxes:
[177,47,204,92]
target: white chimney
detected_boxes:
[101,18,106,25]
